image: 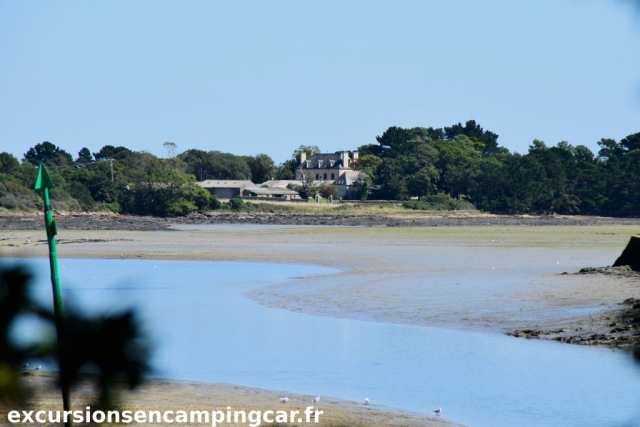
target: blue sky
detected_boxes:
[1,0,639,163]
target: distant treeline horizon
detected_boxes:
[1,120,639,216]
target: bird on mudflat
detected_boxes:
[279,397,289,403]
[364,398,369,405]
[312,396,320,403]
[34,365,41,371]
[434,407,442,416]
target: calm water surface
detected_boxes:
[7,258,640,427]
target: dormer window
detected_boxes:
[305,161,310,168]
[329,160,335,167]
[318,160,323,168]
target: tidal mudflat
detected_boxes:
[2,225,640,426]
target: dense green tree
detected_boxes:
[274,162,296,179]
[444,120,500,154]
[23,141,73,167]
[0,152,20,174]
[433,135,481,198]
[179,150,251,181]
[620,132,640,153]
[243,153,276,183]
[367,127,440,199]
[352,153,382,183]
[93,145,132,161]
[76,147,93,164]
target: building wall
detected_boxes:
[335,185,361,200]
[299,168,341,181]
[207,188,241,199]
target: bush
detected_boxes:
[170,200,197,216]
[209,194,222,210]
[187,185,212,212]
[319,183,338,199]
[229,196,245,211]
[101,202,121,213]
[68,182,96,211]
[403,194,475,211]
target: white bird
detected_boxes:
[434,407,442,416]
[279,397,289,403]
[364,397,369,405]
[34,365,41,371]
[312,396,320,403]
[21,363,29,370]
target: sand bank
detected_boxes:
[2,224,638,344]
[8,373,457,427]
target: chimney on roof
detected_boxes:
[353,151,358,162]
[300,151,307,165]
[340,151,348,168]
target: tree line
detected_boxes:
[355,121,640,215]
[0,120,638,216]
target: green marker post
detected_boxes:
[35,163,71,426]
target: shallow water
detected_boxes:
[6,258,640,427]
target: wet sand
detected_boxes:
[2,225,638,341]
[11,372,457,427]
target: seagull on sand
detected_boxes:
[434,407,442,416]
[312,396,320,403]
[364,398,369,405]
[34,365,41,371]
[279,397,289,403]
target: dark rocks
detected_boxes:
[576,265,639,278]
[613,235,640,271]
[509,298,640,350]
[3,212,640,231]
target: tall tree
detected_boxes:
[243,153,276,183]
[23,141,73,167]
[163,142,178,158]
[76,147,93,164]
[444,120,500,154]
[620,132,640,153]
[0,152,20,174]
[93,145,132,161]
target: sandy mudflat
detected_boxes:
[2,223,640,426]
[2,224,639,339]
[6,373,457,427]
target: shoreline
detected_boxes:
[2,211,640,231]
[10,372,458,427]
[2,223,639,349]
[2,221,640,426]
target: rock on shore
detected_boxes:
[2,212,640,231]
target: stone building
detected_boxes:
[295,151,365,199]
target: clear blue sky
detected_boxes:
[1,0,639,163]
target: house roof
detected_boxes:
[257,180,303,189]
[300,153,344,170]
[334,171,365,186]
[244,187,299,196]
[197,180,258,189]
